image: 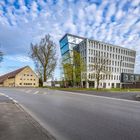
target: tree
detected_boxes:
[73,50,86,87]
[92,55,111,90]
[61,50,86,87]
[30,34,57,84]
[0,51,3,63]
[63,63,73,87]
[0,44,3,63]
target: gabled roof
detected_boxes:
[0,66,28,84]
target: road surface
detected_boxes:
[0,88,140,140]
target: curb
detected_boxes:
[136,94,140,98]
[136,94,140,101]
[0,92,56,140]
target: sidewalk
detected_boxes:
[0,94,55,140]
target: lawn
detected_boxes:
[47,87,140,92]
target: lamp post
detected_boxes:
[120,60,123,88]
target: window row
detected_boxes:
[88,64,133,73]
[82,73,120,81]
[88,57,135,68]
[20,78,36,81]
[19,83,36,85]
[23,74,33,76]
[85,50,135,62]
[87,41,135,56]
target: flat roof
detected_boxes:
[59,33,85,42]
[60,33,136,52]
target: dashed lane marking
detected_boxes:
[33,91,39,94]
[26,90,32,93]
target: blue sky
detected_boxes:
[0,0,140,79]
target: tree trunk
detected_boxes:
[43,67,47,82]
[96,78,99,90]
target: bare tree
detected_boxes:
[30,34,57,84]
[0,44,3,63]
[0,51,3,63]
[92,55,111,90]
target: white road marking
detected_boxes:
[13,100,18,103]
[26,90,32,93]
[9,97,13,100]
[4,95,9,98]
[59,90,140,104]
[0,93,5,96]
[0,92,18,103]
[33,91,39,94]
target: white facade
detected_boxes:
[79,39,136,88]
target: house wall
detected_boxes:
[3,78,15,87]
[15,67,39,87]
[0,84,3,87]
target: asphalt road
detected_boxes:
[0,88,140,140]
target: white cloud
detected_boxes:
[131,0,140,7]
[115,9,125,21]
[6,55,32,63]
[0,0,140,74]
[106,2,116,22]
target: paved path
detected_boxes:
[0,88,140,140]
[0,93,54,140]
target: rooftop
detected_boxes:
[60,33,136,52]
[0,66,28,84]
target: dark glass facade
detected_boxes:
[60,34,84,64]
[59,34,84,85]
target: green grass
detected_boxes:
[47,87,140,92]
[47,87,96,91]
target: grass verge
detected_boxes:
[48,87,140,92]
[46,87,140,92]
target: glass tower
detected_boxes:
[59,34,84,85]
[60,33,84,64]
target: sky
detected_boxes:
[0,0,140,79]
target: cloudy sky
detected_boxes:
[0,0,140,79]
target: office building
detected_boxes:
[59,34,84,86]
[59,34,136,88]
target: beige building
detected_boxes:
[0,66,39,87]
